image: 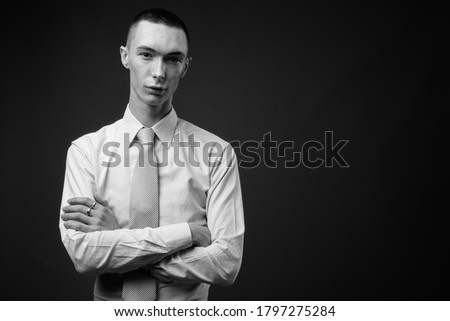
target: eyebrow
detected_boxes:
[136,46,186,57]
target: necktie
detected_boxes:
[122,127,159,301]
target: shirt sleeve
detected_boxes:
[151,144,245,286]
[59,142,193,276]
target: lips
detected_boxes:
[145,86,167,96]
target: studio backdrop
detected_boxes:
[0,1,448,300]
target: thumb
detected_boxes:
[94,192,108,206]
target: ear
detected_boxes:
[120,46,129,69]
[181,57,191,78]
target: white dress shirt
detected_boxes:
[59,106,245,300]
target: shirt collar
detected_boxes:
[123,104,178,145]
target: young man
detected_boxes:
[59,8,244,301]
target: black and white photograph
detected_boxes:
[0,0,448,316]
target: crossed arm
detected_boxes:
[59,142,244,285]
[61,196,211,258]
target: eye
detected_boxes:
[139,52,153,59]
[167,57,182,64]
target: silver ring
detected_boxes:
[90,201,97,210]
[86,207,92,216]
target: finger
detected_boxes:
[63,205,90,215]
[67,197,95,207]
[63,221,93,233]
[61,212,93,225]
[86,204,102,218]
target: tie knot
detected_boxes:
[136,127,155,144]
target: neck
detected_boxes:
[129,96,172,128]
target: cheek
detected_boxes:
[129,68,138,85]
[129,63,147,84]
[167,71,183,89]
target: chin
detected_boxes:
[144,95,167,106]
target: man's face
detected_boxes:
[122,21,189,107]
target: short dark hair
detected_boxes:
[126,8,190,47]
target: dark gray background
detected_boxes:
[1,1,448,300]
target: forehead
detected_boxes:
[129,21,188,54]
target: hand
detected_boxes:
[145,264,174,283]
[188,223,211,247]
[61,194,120,232]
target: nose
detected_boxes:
[151,58,165,82]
